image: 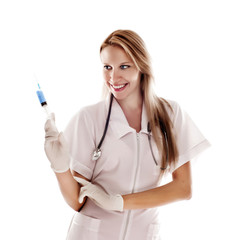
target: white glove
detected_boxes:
[74,177,124,212]
[44,113,70,173]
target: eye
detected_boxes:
[104,65,112,70]
[120,65,130,70]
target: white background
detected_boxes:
[0,0,232,239]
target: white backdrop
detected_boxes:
[0,0,232,239]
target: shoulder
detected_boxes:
[165,99,180,109]
[80,100,106,116]
[162,99,198,133]
[161,98,183,122]
[64,100,107,136]
[69,100,107,125]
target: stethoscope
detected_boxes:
[92,94,169,170]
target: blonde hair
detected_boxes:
[100,29,178,171]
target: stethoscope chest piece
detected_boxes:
[92,148,102,161]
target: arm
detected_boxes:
[123,161,192,210]
[44,114,87,211]
[74,161,192,212]
[55,170,88,211]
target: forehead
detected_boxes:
[100,45,132,63]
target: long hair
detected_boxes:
[100,29,178,171]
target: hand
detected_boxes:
[73,177,124,212]
[44,113,70,173]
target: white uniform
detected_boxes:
[64,97,210,240]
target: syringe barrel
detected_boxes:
[36,90,47,106]
[36,89,52,118]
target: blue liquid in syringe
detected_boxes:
[36,82,51,117]
[36,83,47,106]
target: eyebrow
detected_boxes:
[103,61,132,65]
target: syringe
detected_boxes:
[35,76,52,118]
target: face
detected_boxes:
[100,45,142,103]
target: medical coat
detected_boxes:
[64,97,210,240]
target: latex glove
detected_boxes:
[73,177,124,212]
[44,113,70,173]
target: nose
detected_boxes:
[109,69,120,84]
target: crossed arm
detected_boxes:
[55,161,192,211]
[123,161,192,210]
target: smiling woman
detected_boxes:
[1,0,233,239]
[43,29,210,240]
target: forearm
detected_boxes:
[55,169,83,211]
[123,179,192,210]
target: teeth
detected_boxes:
[112,84,126,89]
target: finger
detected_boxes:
[48,112,55,121]
[58,132,68,148]
[79,188,87,203]
[45,127,62,143]
[45,133,59,142]
[73,176,90,186]
[45,123,59,140]
[44,113,55,127]
[44,113,57,132]
[44,120,57,133]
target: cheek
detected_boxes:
[128,69,140,82]
[103,71,110,82]
[103,72,112,89]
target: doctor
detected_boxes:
[44,29,210,239]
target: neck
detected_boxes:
[116,93,143,113]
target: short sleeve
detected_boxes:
[169,101,211,173]
[63,108,96,180]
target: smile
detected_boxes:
[111,84,128,91]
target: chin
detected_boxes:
[112,93,130,103]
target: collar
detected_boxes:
[105,95,149,139]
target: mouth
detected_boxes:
[110,83,128,92]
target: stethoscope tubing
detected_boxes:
[93,94,169,170]
[92,94,114,161]
[97,94,114,150]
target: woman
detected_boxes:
[44,30,210,240]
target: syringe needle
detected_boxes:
[34,73,41,89]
